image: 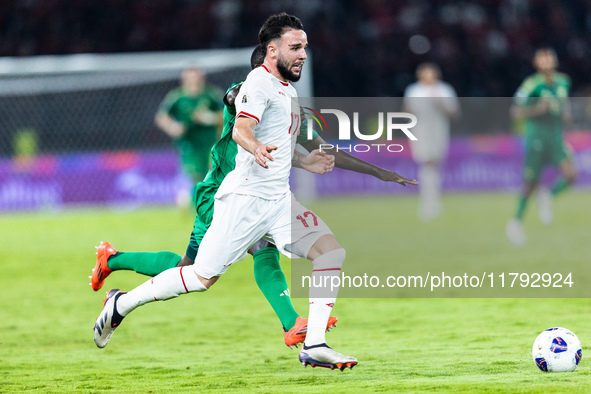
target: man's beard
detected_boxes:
[277,53,302,82]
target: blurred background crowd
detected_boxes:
[1,0,590,96]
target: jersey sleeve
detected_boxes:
[403,84,415,98]
[235,74,272,124]
[514,75,537,105]
[441,83,460,113]
[402,84,418,112]
[157,89,180,115]
[442,83,458,98]
[556,73,571,97]
[296,115,319,144]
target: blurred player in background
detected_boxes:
[506,48,576,246]
[403,62,459,221]
[155,67,223,208]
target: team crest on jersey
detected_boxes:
[241,95,248,103]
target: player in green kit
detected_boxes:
[506,48,577,246]
[155,67,223,207]
[91,46,416,347]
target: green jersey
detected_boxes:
[514,72,572,182]
[514,72,570,137]
[158,86,223,181]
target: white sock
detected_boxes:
[304,248,346,347]
[117,266,207,316]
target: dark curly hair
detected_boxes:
[258,13,304,56]
[250,45,265,69]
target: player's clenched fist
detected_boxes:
[255,144,277,169]
[301,149,335,175]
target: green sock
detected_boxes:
[253,247,299,331]
[515,195,528,220]
[551,177,569,196]
[107,251,181,277]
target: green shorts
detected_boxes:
[523,134,571,182]
[185,217,208,261]
[184,184,217,261]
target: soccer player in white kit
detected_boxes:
[403,63,460,221]
[93,13,358,370]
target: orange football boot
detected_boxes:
[284,316,339,348]
[90,241,117,291]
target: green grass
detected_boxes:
[1,192,591,393]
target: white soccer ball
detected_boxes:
[532,327,582,372]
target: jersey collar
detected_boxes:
[261,65,290,87]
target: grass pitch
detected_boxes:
[1,192,590,393]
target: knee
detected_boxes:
[566,170,577,185]
[562,161,577,185]
[176,255,194,267]
[307,234,342,261]
[312,248,346,270]
[180,265,217,291]
[523,181,538,197]
[248,240,276,255]
[196,273,219,290]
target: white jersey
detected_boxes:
[403,81,459,162]
[403,81,458,134]
[216,65,301,200]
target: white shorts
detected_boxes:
[409,126,449,163]
[193,192,333,279]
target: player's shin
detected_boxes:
[253,247,299,330]
[116,266,207,316]
[516,195,528,220]
[108,251,181,277]
[304,248,346,347]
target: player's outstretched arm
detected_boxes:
[300,136,418,186]
[293,149,335,175]
[232,116,277,169]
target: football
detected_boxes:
[532,327,582,372]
